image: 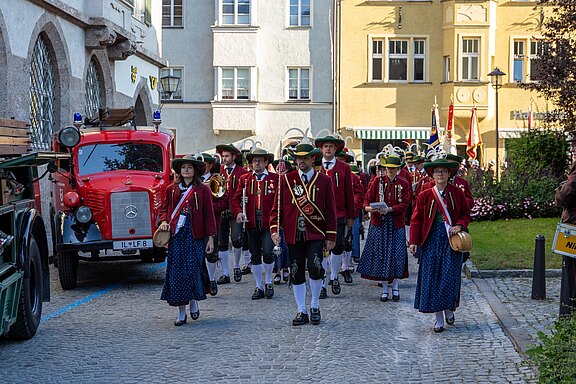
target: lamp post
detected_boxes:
[159,74,181,102]
[488,67,506,180]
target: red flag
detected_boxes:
[442,102,456,154]
[466,107,482,160]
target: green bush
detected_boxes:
[466,129,566,221]
[527,314,576,384]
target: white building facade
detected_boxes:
[0,0,166,150]
[161,0,334,154]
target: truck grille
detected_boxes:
[110,192,152,238]
[85,190,105,216]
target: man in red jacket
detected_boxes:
[216,144,248,284]
[232,148,279,300]
[270,143,337,326]
[315,135,356,297]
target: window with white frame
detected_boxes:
[444,56,451,82]
[222,0,250,25]
[160,67,183,100]
[461,38,479,81]
[163,0,183,27]
[513,39,525,82]
[289,0,311,27]
[413,39,425,82]
[510,38,549,83]
[133,0,146,23]
[529,40,548,82]
[388,40,408,81]
[221,68,250,100]
[370,37,428,83]
[288,67,310,100]
[372,40,383,81]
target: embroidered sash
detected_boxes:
[285,172,326,235]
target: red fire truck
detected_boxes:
[50,108,175,289]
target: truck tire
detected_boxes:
[8,237,43,340]
[58,250,78,290]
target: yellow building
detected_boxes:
[336,0,552,167]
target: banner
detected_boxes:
[442,102,456,154]
[428,104,441,152]
[466,107,482,160]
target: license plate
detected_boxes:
[113,239,153,250]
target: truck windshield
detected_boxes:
[77,143,164,175]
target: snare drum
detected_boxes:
[552,223,576,258]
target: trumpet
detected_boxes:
[205,173,226,198]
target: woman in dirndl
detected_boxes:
[409,157,471,333]
[158,154,216,326]
[357,156,411,302]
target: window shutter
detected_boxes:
[145,0,152,26]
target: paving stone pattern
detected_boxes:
[0,247,539,383]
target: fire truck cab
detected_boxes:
[50,108,175,290]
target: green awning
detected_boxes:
[353,127,432,140]
[0,152,70,169]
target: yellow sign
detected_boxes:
[149,76,157,90]
[131,65,138,84]
[552,223,576,258]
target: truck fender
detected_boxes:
[60,212,103,244]
[17,208,50,302]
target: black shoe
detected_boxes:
[190,310,200,320]
[241,264,252,275]
[292,312,309,326]
[380,292,389,302]
[282,269,289,282]
[217,275,230,285]
[174,315,187,326]
[251,287,265,300]
[265,284,274,299]
[328,279,333,285]
[392,289,400,302]
[331,278,341,295]
[352,256,360,264]
[209,280,218,296]
[445,312,455,326]
[233,268,242,282]
[273,273,281,285]
[341,270,353,284]
[377,282,383,288]
[434,322,445,333]
[310,307,321,325]
[319,287,327,299]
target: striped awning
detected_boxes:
[352,127,437,140]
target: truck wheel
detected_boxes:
[8,237,43,340]
[153,246,167,263]
[58,250,78,290]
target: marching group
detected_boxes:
[157,135,473,333]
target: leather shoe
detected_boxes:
[380,292,389,302]
[174,315,187,326]
[341,270,353,284]
[352,256,360,264]
[310,307,321,325]
[209,280,218,296]
[251,287,265,300]
[319,287,327,299]
[273,273,281,285]
[282,269,289,282]
[434,322,445,333]
[331,278,341,295]
[392,289,400,302]
[233,268,242,282]
[292,312,309,326]
[445,312,455,326]
[190,310,200,320]
[265,284,274,299]
[217,275,230,285]
[241,264,251,275]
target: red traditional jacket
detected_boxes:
[231,171,279,230]
[319,159,356,220]
[421,176,474,209]
[363,175,411,228]
[414,170,432,198]
[270,170,337,244]
[220,164,248,206]
[351,173,365,212]
[409,183,471,247]
[201,174,229,229]
[399,167,413,185]
[160,182,217,239]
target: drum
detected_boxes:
[449,231,473,252]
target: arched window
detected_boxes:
[85,58,102,118]
[29,35,55,150]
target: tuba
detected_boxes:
[206,173,227,198]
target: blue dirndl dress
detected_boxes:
[357,214,408,281]
[414,217,463,313]
[161,214,207,306]
[275,229,290,270]
[351,216,361,258]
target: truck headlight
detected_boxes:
[58,126,80,148]
[75,206,92,223]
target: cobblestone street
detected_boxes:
[1,245,555,383]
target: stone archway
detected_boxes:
[134,95,147,126]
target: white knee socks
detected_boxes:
[207,261,217,281]
[252,264,263,290]
[189,300,199,313]
[342,251,351,271]
[243,249,251,266]
[219,250,229,276]
[178,305,187,321]
[263,262,274,285]
[435,311,445,328]
[233,247,242,269]
[309,279,322,309]
[293,283,307,313]
[392,278,399,291]
[322,259,328,288]
[330,253,343,280]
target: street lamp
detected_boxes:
[159,74,181,102]
[488,67,506,180]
